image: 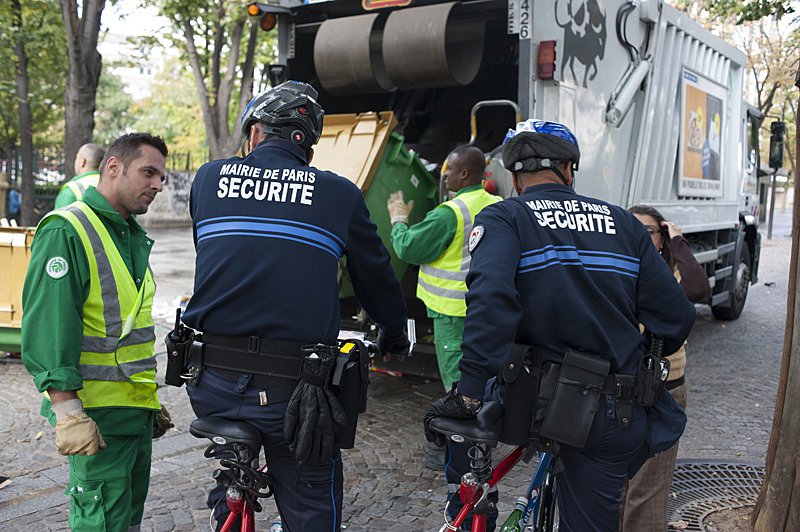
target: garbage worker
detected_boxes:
[181,80,409,532]
[21,132,168,531]
[424,120,696,531]
[387,145,499,469]
[55,143,106,208]
[388,146,499,391]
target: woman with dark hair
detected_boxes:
[620,204,710,531]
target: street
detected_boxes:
[0,209,793,531]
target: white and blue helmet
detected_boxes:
[502,119,580,173]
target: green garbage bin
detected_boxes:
[311,111,439,299]
[339,130,438,298]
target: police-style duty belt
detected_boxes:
[497,339,669,450]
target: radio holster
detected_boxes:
[164,309,198,387]
[636,335,670,407]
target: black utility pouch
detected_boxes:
[540,350,610,448]
[331,340,370,449]
[497,344,541,445]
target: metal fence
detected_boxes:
[1,146,196,223]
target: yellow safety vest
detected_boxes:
[417,188,500,316]
[39,202,160,410]
[65,172,100,201]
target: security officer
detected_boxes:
[424,120,696,531]
[182,80,409,532]
[22,132,168,531]
[55,143,105,208]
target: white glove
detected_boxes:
[387,191,414,225]
[52,399,107,456]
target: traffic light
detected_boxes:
[246,3,277,32]
[769,121,786,169]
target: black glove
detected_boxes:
[284,347,348,466]
[377,327,410,359]
[423,384,482,447]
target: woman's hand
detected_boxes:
[662,220,682,239]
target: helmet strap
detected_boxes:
[551,165,571,188]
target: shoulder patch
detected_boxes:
[46,257,69,279]
[468,225,485,253]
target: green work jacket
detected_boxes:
[54,171,100,209]
[21,188,157,435]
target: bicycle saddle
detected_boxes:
[190,417,263,453]
[429,401,503,447]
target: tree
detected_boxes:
[0,0,67,155]
[11,0,34,226]
[158,0,267,160]
[751,66,800,532]
[94,69,133,146]
[59,0,106,181]
[129,63,208,168]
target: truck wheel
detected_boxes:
[712,244,751,320]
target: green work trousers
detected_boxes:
[431,313,465,391]
[66,423,153,531]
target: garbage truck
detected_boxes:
[253,0,761,377]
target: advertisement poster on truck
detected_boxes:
[679,67,727,198]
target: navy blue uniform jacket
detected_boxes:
[183,138,407,344]
[458,183,696,398]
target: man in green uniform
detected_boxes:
[388,145,499,390]
[387,146,499,468]
[22,132,168,531]
[55,143,105,208]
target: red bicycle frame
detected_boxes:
[218,464,271,532]
[446,445,526,531]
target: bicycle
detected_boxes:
[190,417,275,532]
[429,401,558,532]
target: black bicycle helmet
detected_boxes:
[502,119,581,173]
[240,80,324,149]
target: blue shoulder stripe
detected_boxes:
[518,245,639,278]
[196,219,344,259]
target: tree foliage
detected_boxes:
[155,0,275,160]
[709,0,794,23]
[0,0,67,154]
[129,63,208,169]
[94,69,133,145]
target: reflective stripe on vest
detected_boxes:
[39,203,160,410]
[417,189,500,316]
[65,172,100,201]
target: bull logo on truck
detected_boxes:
[556,0,607,88]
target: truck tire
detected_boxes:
[712,244,751,320]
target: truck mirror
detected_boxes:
[769,121,786,169]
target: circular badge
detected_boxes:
[46,257,69,279]
[468,225,485,253]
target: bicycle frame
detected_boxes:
[217,463,269,532]
[442,447,555,532]
[444,445,526,531]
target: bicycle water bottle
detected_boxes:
[269,519,282,532]
[498,496,527,532]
